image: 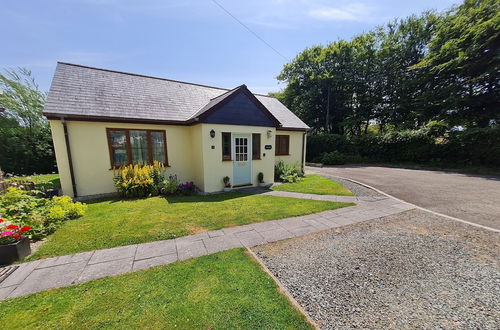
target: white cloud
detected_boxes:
[308,3,374,22]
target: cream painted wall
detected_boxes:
[50,120,197,197]
[50,120,306,197]
[189,124,205,191]
[275,130,306,169]
[199,124,276,192]
[50,120,73,197]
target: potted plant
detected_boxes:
[0,218,31,264]
[257,172,267,187]
[223,176,231,192]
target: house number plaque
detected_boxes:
[265,145,272,150]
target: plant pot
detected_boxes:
[258,182,268,187]
[223,187,232,192]
[0,238,31,265]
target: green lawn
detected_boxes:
[0,249,313,329]
[6,173,60,190]
[272,174,354,196]
[29,192,353,260]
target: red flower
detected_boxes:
[6,224,19,230]
[0,218,4,223]
[20,226,32,232]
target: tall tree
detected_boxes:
[0,68,55,174]
[376,12,439,130]
[276,11,439,134]
[417,0,500,127]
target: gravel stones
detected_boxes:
[252,209,500,329]
[312,172,384,197]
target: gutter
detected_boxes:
[61,118,78,198]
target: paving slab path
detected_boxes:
[0,191,415,301]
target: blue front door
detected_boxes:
[232,134,252,185]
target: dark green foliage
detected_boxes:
[0,124,55,174]
[306,134,352,160]
[278,1,498,132]
[353,130,436,163]
[279,0,498,167]
[440,128,500,166]
[276,12,440,134]
[319,151,347,165]
[0,68,55,175]
[417,0,500,128]
[0,187,86,240]
[274,160,302,183]
[307,127,500,167]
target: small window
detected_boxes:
[222,132,231,161]
[275,135,290,155]
[252,134,261,160]
[107,128,168,167]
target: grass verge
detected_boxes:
[5,173,60,190]
[272,174,354,196]
[28,192,352,260]
[0,249,313,329]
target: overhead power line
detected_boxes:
[210,0,290,62]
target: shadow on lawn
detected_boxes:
[83,191,259,205]
[42,178,61,190]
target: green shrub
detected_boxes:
[0,187,86,240]
[113,162,165,198]
[440,127,500,166]
[161,174,180,195]
[274,161,302,183]
[46,196,86,221]
[306,134,352,161]
[0,187,47,223]
[320,151,347,165]
[306,127,500,167]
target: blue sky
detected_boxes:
[2,0,458,94]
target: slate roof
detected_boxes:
[189,84,244,120]
[44,62,309,130]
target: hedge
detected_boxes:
[307,127,500,167]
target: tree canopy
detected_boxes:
[0,68,55,174]
[276,0,499,134]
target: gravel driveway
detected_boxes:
[308,166,500,229]
[253,209,500,329]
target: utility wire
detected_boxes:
[210,0,290,62]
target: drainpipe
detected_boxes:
[61,118,78,198]
[301,132,306,172]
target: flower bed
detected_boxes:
[0,187,86,240]
[113,163,196,198]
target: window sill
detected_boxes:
[252,158,261,160]
[109,164,171,170]
[222,159,232,162]
[275,154,290,156]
